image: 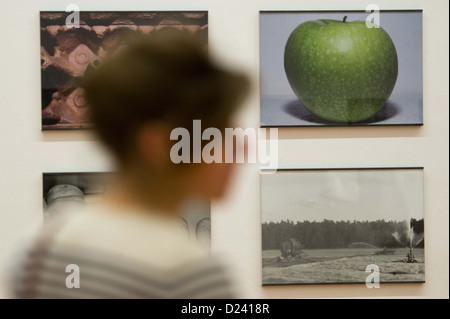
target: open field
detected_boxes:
[262,248,425,284]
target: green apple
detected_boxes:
[284,17,398,123]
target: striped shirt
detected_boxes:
[12,206,234,299]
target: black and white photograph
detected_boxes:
[260,10,423,127]
[43,172,211,248]
[41,11,208,130]
[261,168,425,285]
[43,172,113,218]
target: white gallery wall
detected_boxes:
[0,0,448,298]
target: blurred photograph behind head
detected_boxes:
[43,172,211,250]
[41,11,208,130]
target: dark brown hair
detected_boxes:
[82,32,249,163]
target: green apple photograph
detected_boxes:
[260,11,423,126]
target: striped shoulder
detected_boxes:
[16,242,234,299]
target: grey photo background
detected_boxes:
[260,11,423,126]
[261,169,423,223]
[261,168,425,285]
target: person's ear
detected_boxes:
[194,161,236,199]
[136,122,171,168]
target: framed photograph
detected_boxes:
[261,167,425,285]
[41,11,208,130]
[43,172,114,218]
[43,172,211,249]
[260,10,423,127]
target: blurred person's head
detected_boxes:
[82,32,249,214]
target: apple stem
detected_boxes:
[343,16,348,23]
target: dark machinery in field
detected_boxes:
[406,247,417,263]
[277,238,307,261]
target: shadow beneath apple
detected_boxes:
[284,99,399,125]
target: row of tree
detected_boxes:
[262,218,424,250]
